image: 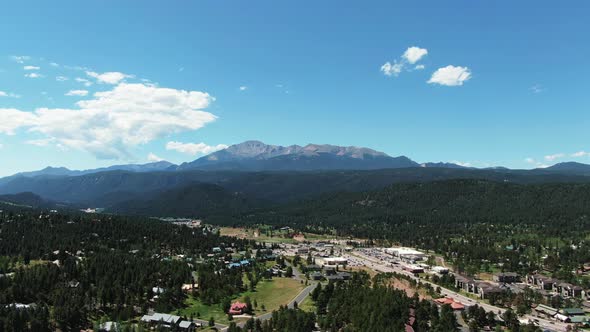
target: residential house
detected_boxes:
[557,283,584,298]
[229,301,248,315]
[140,313,182,328]
[493,272,520,284]
[178,320,196,331]
[478,284,504,299]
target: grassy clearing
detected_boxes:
[173,277,305,324]
[298,296,316,313]
[238,278,306,315]
[173,295,230,324]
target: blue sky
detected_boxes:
[0,0,589,176]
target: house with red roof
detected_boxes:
[228,301,248,315]
[434,297,465,310]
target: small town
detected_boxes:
[1,1,589,331]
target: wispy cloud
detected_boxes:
[23,65,40,70]
[544,153,565,161]
[0,91,21,98]
[65,89,88,97]
[380,61,404,77]
[147,152,164,162]
[571,151,589,158]
[451,160,472,167]
[86,71,132,84]
[75,77,92,86]
[166,141,228,156]
[11,55,30,64]
[24,73,43,79]
[530,84,544,94]
[381,46,428,77]
[239,86,248,91]
[525,157,549,168]
[56,76,69,82]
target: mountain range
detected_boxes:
[2,140,590,216]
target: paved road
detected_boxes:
[193,318,228,330]
[224,261,318,331]
[349,250,570,332]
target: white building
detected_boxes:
[384,247,427,261]
[322,257,348,266]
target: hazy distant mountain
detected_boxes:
[544,162,590,174]
[6,161,176,179]
[420,162,468,169]
[3,139,590,215]
[179,140,419,171]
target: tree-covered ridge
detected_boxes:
[229,179,590,283]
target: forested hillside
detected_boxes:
[2,167,590,208]
[231,179,590,236]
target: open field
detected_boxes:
[238,277,306,314]
[298,295,316,313]
[173,277,305,324]
[219,226,349,244]
[173,295,230,324]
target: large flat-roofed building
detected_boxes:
[322,257,347,266]
[384,247,427,261]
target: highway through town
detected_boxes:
[223,262,318,331]
[347,249,570,332]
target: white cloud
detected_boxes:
[402,46,428,64]
[86,71,132,84]
[147,152,164,162]
[23,65,40,70]
[0,109,37,135]
[0,83,216,159]
[451,160,472,167]
[11,55,30,64]
[239,86,248,91]
[26,138,54,147]
[380,61,403,77]
[49,62,59,67]
[544,153,565,161]
[428,65,471,86]
[166,141,228,156]
[65,89,89,97]
[56,76,69,82]
[24,73,43,79]
[381,46,428,77]
[525,157,549,168]
[572,151,589,158]
[0,91,20,98]
[75,77,92,86]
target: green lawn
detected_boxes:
[298,296,316,313]
[238,278,306,315]
[173,277,306,324]
[173,295,230,324]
